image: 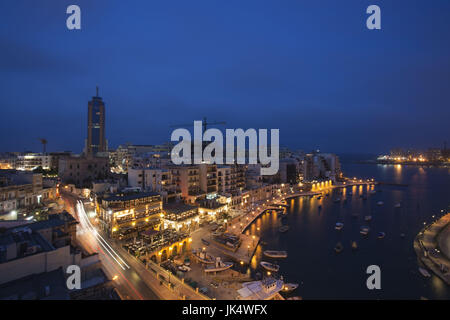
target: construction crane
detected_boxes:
[39,138,47,154]
[170,117,226,134]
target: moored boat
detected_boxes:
[193,250,215,264]
[263,250,288,259]
[204,257,233,273]
[418,267,431,278]
[394,203,402,208]
[282,283,299,292]
[377,232,385,239]
[377,201,384,206]
[360,226,370,235]
[335,222,344,230]
[364,215,372,221]
[260,261,280,272]
[279,225,289,233]
[334,198,341,203]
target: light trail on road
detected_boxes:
[76,200,130,270]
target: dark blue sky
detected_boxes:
[1,1,449,154]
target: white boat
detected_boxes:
[282,283,299,292]
[263,250,288,259]
[377,201,384,206]
[394,203,402,208]
[335,222,344,230]
[377,232,385,239]
[418,267,431,278]
[360,226,370,235]
[204,257,233,273]
[364,215,372,221]
[260,261,280,272]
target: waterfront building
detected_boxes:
[96,191,162,237]
[85,87,107,156]
[161,202,199,231]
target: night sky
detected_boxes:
[1,1,449,154]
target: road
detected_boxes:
[62,191,160,300]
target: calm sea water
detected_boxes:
[244,162,450,299]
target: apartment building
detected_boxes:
[127,167,180,202]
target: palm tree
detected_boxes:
[39,138,47,154]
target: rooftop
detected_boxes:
[103,191,160,202]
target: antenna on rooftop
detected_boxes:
[96,86,99,97]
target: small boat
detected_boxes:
[204,257,233,273]
[335,222,344,230]
[370,190,377,194]
[193,250,215,264]
[260,261,280,272]
[351,241,358,250]
[364,215,372,221]
[334,242,344,253]
[264,250,288,259]
[201,238,210,246]
[394,203,401,208]
[418,267,431,278]
[360,226,370,235]
[377,232,385,239]
[261,241,268,245]
[377,201,384,206]
[279,225,289,233]
[334,198,341,203]
[400,233,405,238]
[282,283,299,292]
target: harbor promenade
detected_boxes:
[414,213,450,285]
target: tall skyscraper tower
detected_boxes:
[86,86,106,156]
